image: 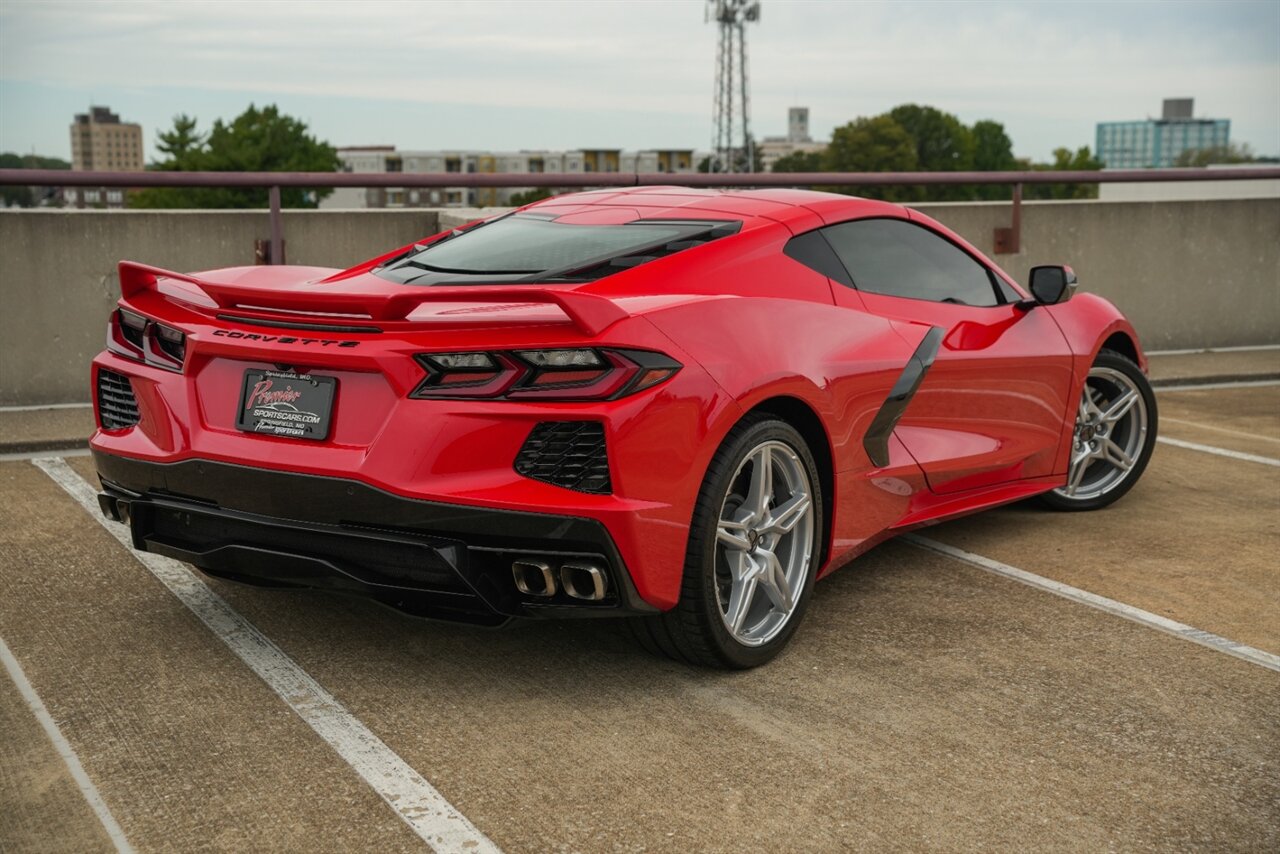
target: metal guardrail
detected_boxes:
[3,167,1278,263]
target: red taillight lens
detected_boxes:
[412,351,522,397]
[411,348,680,401]
[107,309,186,372]
[108,309,146,360]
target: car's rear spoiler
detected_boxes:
[118,261,630,336]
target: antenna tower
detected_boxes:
[707,0,760,174]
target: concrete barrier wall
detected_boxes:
[1,199,1276,405]
[0,209,440,405]
[911,197,1280,355]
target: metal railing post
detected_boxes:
[994,181,1023,254]
[268,185,283,265]
[1011,182,1022,253]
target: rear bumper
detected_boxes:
[94,451,657,625]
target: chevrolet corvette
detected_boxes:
[90,187,1157,668]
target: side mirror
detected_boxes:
[1027,265,1078,306]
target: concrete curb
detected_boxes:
[0,438,91,456]
[1149,373,1280,389]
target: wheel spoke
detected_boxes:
[1102,389,1138,424]
[716,518,751,552]
[1066,448,1091,495]
[1084,385,1105,419]
[760,492,810,535]
[1077,394,1091,425]
[758,550,794,613]
[744,446,773,522]
[724,553,760,633]
[1101,439,1133,471]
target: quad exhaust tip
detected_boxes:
[560,563,608,601]
[510,560,609,602]
[512,560,557,597]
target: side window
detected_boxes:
[783,230,853,287]
[821,219,1002,307]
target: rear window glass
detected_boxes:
[389,216,700,275]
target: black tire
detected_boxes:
[1038,348,1158,512]
[628,414,824,669]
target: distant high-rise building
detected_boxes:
[70,106,144,172]
[1096,98,1229,169]
[66,106,145,208]
[787,107,812,143]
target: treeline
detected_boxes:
[0,153,70,207]
[771,104,1102,201]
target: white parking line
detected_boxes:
[0,635,134,853]
[34,457,501,854]
[1156,436,1280,467]
[1161,416,1280,444]
[1154,379,1280,392]
[904,535,1280,673]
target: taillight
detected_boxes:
[107,309,186,372]
[411,348,680,401]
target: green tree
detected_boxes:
[0,152,70,207]
[508,187,554,206]
[1174,142,1257,167]
[888,103,978,200]
[823,115,919,201]
[152,113,205,166]
[130,105,339,208]
[770,149,825,173]
[970,119,1017,200]
[1023,146,1104,200]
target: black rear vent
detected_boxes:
[97,369,140,430]
[515,422,611,494]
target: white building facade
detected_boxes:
[324,147,700,209]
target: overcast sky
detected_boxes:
[1,0,1277,163]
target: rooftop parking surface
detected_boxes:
[2,354,1276,852]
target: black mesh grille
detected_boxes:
[97,369,140,430]
[515,421,611,494]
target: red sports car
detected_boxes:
[90,187,1157,668]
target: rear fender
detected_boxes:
[644,297,933,573]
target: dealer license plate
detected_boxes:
[235,369,336,441]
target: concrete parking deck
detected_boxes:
[2,362,1277,852]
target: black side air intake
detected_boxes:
[515,421,611,494]
[97,369,140,430]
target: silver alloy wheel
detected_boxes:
[714,440,815,647]
[1054,365,1149,501]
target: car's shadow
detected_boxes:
[199,519,1000,700]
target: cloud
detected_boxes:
[1,0,1276,159]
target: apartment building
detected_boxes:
[66,106,145,208]
[324,146,699,209]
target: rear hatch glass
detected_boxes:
[376,214,739,286]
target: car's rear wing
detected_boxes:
[118,261,630,336]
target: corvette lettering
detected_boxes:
[213,329,359,347]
